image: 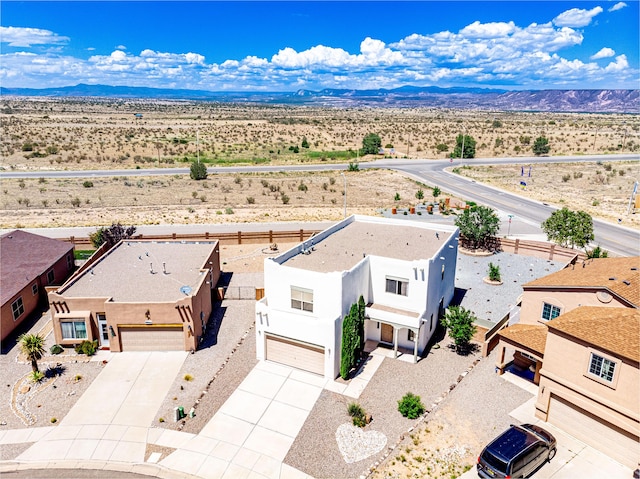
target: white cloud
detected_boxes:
[608,2,627,12]
[591,47,616,60]
[553,7,603,28]
[0,26,69,47]
[115,45,127,51]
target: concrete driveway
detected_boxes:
[15,351,187,464]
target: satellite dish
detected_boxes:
[180,285,192,295]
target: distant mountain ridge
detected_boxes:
[1,83,638,113]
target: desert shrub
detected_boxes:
[50,417,57,423]
[562,174,571,182]
[225,207,234,214]
[83,180,94,188]
[298,182,308,192]
[30,371,45,383]
[415,189,424,200]
[50,344,64,355]
[488,262,501,282]
[281,194,290,205]
[398,392,425,419]
[190,161,207,180]
[246,196,255,204]
[74,340,98,356]
[347,402,368,428]
[347,162,359,171]
[184,374,194,381]
[394,192,401,201]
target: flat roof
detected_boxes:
[282,218,456,273]
[59,240,217,302]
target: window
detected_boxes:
[386,277,408,296]
[291,287,313,312]
[589,353,616,383]
[61,320,88,340]
[11,297,24,321]
[67,254,73,270]
[32,283,38,295]
[47,269,55,285]
[541,302,561,321]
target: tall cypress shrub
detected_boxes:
[340,309,354,379]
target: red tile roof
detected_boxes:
[547,306,640,363]
[524,257,639,307]
[1,230,73,304]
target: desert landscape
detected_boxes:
[0,98,638,230]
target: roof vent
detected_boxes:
[632,267,638,271]
[623,280,631,286]
[609,277,616,281]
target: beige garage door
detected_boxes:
[119,326,184,351]
[265,335,325,376]
[548,395,639,468]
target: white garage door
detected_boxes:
[548,395,639,468]
[265,335,325,376]
[119,326,184,351]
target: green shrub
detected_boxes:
[347,402,368,428]
[74,340,98,356]
[83,180,94,188]
[488,262,501,282]
[190,161,208,180]
[50,417,57,423]
[398,392,425,419]
[184,374,194,381]
[50,344,64,355]
[30,370,45,383]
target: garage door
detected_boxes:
[548,395,639,468]
[265,335,325,376]
[119,326,184,351]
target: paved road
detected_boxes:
[1,154,638,256]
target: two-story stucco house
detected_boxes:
[496,256,639,469]
[255,215,459,379]
[48,240,220,352]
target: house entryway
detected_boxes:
[380,323,393,344]
[97,313,109,348]
[265,334,325,376]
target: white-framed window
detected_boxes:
[47,269,55,285]
[11,297,24,321]
[541,302,561,321]
[61,320,88,340]
[386,277,408,296]
[588,353,616,383]
[291,286,313,312]
[32,283,38,295]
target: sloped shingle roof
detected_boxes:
[524,257,639,307]
[547,306,640,363]
[1,230,73,305]
[499,324,548,356]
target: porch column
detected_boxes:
[534,360,542,385]
[413,328,418,363]
[496,342,507,375]
[393,327,398,359]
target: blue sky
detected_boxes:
[1,1,638,91]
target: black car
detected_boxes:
[477,423,557,478]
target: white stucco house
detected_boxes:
[255,215,459,379]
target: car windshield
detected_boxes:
[483,452,508,473]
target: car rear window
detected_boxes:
[482,451,508,473]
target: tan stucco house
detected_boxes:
[1,230,75,343]
[48,240,220,352]
[496,256,639,469]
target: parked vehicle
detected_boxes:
[477,423,557,478]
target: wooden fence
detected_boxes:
[63,229,322,248]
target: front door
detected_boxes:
[380,323,393,344]
[97,313,109,348]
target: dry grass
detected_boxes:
[1,99,638,229]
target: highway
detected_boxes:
[1,153,638,256]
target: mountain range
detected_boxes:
[1,84,638,113]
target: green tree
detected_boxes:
[362,133,382,155]
[340,306,355,379]
[441,306,477,353]
[586,245,609,258]
[454,206,500,250]
[432,186,441,199]
[451,134,476,159]
[541,208,594,249]
[90,223,137,249]
[533,136,550,155]
[190,161,208,180]
[415,189,424,200]
[18,333,46,373]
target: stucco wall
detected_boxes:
[536,329,640,437]
[521,288,631,325]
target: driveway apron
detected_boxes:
[16,351,187,464]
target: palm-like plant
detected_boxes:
[17,333,46,373]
